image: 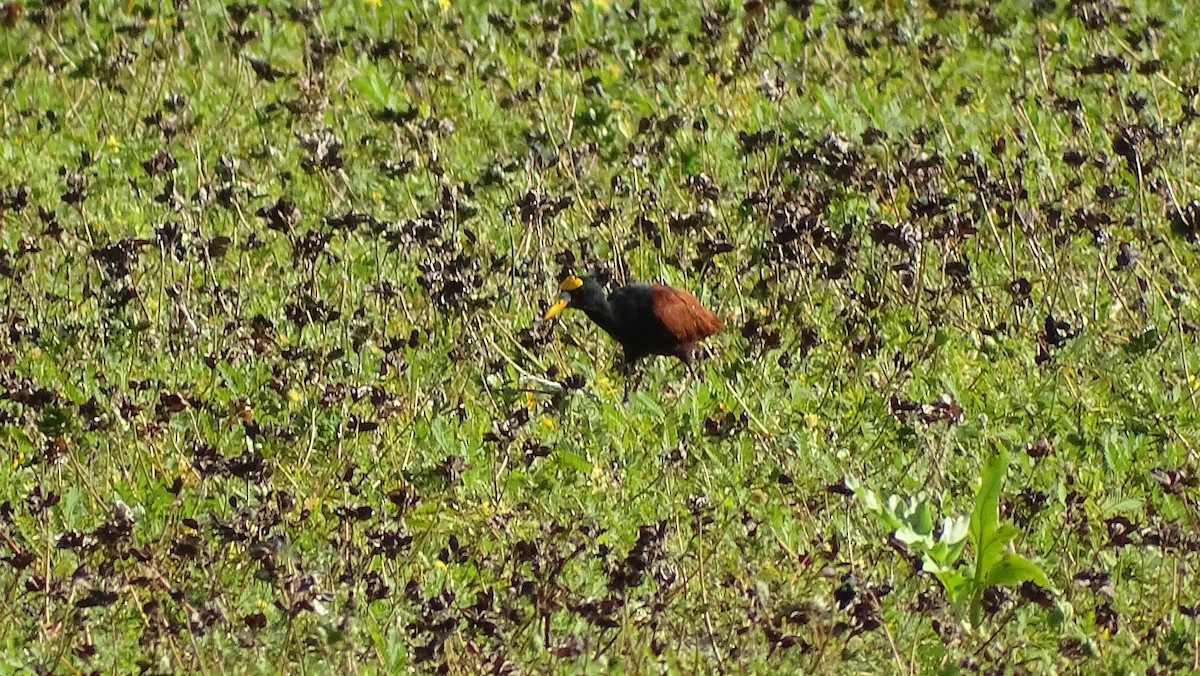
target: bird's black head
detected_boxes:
[543,275,607,319]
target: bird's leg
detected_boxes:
[666,361,695,399]
[669,346,700,398]
[620,356,643,403]
[622,365,643,404]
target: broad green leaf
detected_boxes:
[923,554,955,575]
[1049,600,1074,631]
[977,538,1008,580]
[909,499,934,535]
[1122,328,1160,357]
[1103,497,1143,515]
[861,489,883,514]
[941,515,970,545]
[943,537,969,565]
[844,475,862,493]
[970,447,1009,575]
[552,450,593,474]
[993,524,1020,546]
[970,447,1008,548]
[896,525,934,548]
[944,574,974,609]
[36,406,74,437]
[983,553,1051,590]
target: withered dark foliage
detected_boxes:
[888,393,963,427]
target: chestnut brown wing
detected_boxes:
[649,284,723,344]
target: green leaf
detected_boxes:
[923,542,959,574]
[217,361,244,392]
[941,515,970,545]
[942,572,974,609]
[1122,328,1159,357]
[1103,496,1143,515]
[970,447,1009,573]
[864,493,887,519]
[895,524,934,549]
[844,475,863,495]
[977,538,1008,577]
[942,536,969,567]
[552,450,593,474]
[1048,599,1074,631]
[967,447,1015,627]
[983,553,1051,589]
[909,499,934,535]
[36,406,74,436]
[992,523,1020,546]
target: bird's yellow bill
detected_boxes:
[543,298,569,320]
[559,275,583,291]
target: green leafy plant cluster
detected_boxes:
[849,447,1051,629]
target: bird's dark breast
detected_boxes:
[605,284,704,359]
[582,311,675,357]
[613,317,681,358]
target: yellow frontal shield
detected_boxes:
[544,275,583,319]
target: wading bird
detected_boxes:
[543,274,722,401]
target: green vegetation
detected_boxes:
[2,0,1199,672]
[849,447,1053,631]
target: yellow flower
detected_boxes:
[597,376,618,396]
[286,388,302,403]
[540,416,555,431]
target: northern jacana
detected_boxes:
[543,274,723,400]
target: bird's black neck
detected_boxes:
[581,301,622,338]
[571,278,628,341]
